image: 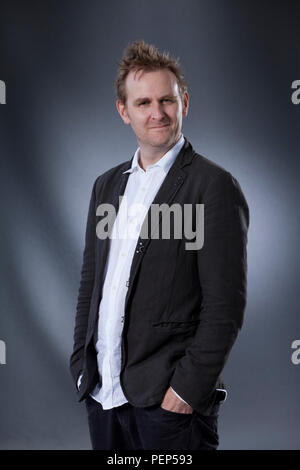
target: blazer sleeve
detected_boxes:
[170,171,249,415]
[69,176,99,387]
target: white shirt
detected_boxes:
[78,134,227,408]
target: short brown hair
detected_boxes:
[115,39,188,104]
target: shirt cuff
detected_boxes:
[216,388,227,402]
[170,386,190,405]
[77,373,83,391]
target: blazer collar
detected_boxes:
[112,136,196,209]
[122,134,185,176]
[120,136,195,175]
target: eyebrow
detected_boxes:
[133,95,177,105]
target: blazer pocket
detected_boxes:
[152,320,200,335]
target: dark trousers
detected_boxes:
[85,395,221,450]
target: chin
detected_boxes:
[151,139,171,149]
[152,134,174,145]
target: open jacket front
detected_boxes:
[69,138,249,416]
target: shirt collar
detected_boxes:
[123,134,185,175]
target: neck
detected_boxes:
[138,135,181,171]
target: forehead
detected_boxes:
[125,68,180,100]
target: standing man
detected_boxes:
[69,40,249,450]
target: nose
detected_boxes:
[150,101,166,121]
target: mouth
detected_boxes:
[149,124,170,129]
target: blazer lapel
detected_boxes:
[96,159,132,292]
[124,138,195,313]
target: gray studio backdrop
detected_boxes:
[0,0,299,449]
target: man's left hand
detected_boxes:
[160,386,193,414]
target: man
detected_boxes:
[69,40,249,450]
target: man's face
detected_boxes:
[117,68,189,152]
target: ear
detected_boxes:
[181,91,189,118]
[116,100,131,125]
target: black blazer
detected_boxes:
[69,138,249,416]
